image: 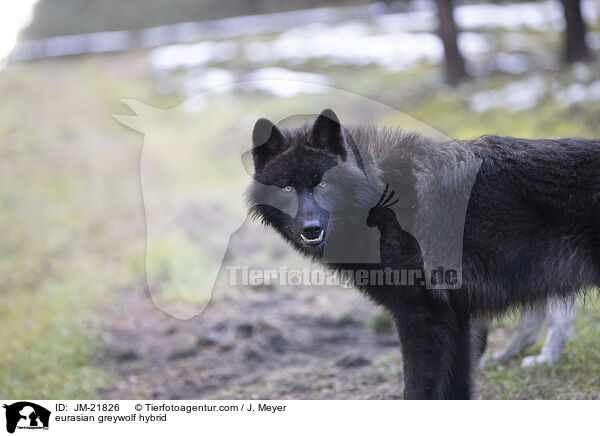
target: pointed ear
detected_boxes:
[252,118,289,171]
[309,108,347,160]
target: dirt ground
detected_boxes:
[100,281,406,400]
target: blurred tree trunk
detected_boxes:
[560,0,589,62]
[434,0,467,85]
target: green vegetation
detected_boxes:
[371,313,393,334]
[2,10,600,398]
[481,298,600,399]
[339,313,361,326]
[0,58,147,397]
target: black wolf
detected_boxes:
[246,108,600,399]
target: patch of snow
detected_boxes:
[245,22,442,71]
[572,63,591,82]
[470,76,546,112]
[182,68,237,94]
[243,67,333,97]
[245,23,488,72]
[375,9,436,33]
[556,83,588,104]
[456,1,564,31]
[139,3,388,47]
[458,32,491,57]
[556,80,600,105]
[501,32,535,52]
[589,81,600,100]
[494,52,530,74]
[586,32,600,51]
[14,30,132,59]
[150,40,238,71]
[581,0,599,23]
[13,0,598,62]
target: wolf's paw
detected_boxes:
[521,354,557,368]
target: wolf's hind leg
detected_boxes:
[521,300,575,367]
[493,306,545,364]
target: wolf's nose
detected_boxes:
[302,220,322,238]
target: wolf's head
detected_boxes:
[246,108,375,259]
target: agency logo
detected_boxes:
[3,402,50,434]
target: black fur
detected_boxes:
[246,109,600,399]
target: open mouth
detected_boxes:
[300,229,325,246]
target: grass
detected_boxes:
[0,274,111,397]
[480,297,600,399]
[0,57,147,398]
[1,15,600,398]
[370,313,393,334]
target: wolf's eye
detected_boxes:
[283,185,293,192]
[318,181,327,188]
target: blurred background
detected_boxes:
[1,0,600,400]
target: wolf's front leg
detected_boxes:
[391,298,471,399]
[366,185,472,399]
